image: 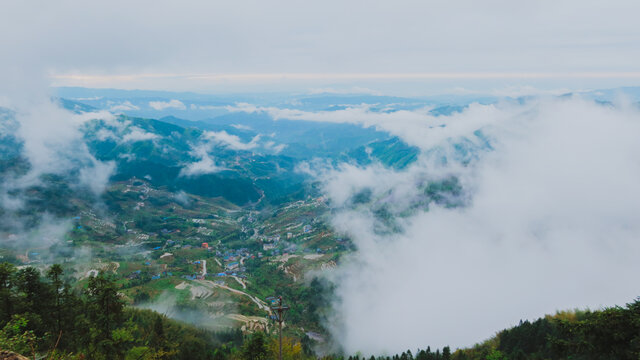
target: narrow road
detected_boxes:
[230,275,247,289]
[196,279,270,314]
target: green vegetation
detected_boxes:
[457,299,640,360]
[346,137,420,170]
[0,262,243,359]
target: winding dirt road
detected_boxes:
[195,279,271,314]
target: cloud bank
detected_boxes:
[0,101,117,252]
[179,129,259,177]
[180,142,227,177]
[226,101,522,151]
[109,100,140,112]
[312,97,640,355]
[202,130,260,151]
[149,99,186,110]
[8,103,116,193]
[121,126,160,142]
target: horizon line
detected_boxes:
[50,71,640,83]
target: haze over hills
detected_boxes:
[1,85,640,359]
[3,0,640,357]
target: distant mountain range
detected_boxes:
[0,99,423,211]
[3,85,639,229]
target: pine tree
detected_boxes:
[442,346,451,360]
[242,331,269,360]
[151,314,165,350]
[46,264,63,335]
[85,271,124,358]
[0,263,16,325]
[15,267,50,335]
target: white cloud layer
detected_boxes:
[121,126,160,142]
[0,99,117,254]
[202,130,260,151]
[179,129,284,176]
[10,102,116,192]
[227,101,523,151]
[307,86,382,95]
[230,123,252,131]
[315,97,640,355]
[109,100,139,112]
[180,143,226,177]
[180,129,261,177]
[148,99,186,110]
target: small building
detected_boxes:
[202,242,209,249]
[285,244,297,253]
[127,270,141,279]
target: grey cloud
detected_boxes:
[180,143,227,177]
[121,126,160,142]
[3,1,640,87]
[148,99,186,111]
[316,97,640,355]
[6,104,117,194]
[202,130,261,151]
[0,102,117,252]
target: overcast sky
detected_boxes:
[2,0,640,94]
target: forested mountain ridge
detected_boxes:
[0,262,637,359]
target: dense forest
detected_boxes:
[0,262,242,359]
[0,262,638,359]
[452,297,640,360]
[323,298,640,360]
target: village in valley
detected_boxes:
[3,176,350,341]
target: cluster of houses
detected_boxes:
[254,222,316,255]
[127,269,173,281]
[216,248,249,277]
[72,210,116,233]
[126,197,333,289]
